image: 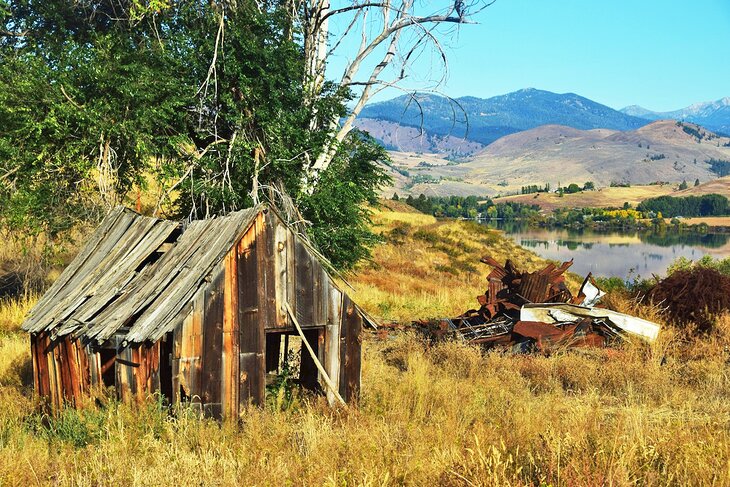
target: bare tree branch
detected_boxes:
[300,0,495,193]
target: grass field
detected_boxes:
[1,207,730,485]
[679,216,730,226]
[494,177,730,213]
[493,185,679,212]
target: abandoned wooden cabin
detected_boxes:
[21,205,365,417]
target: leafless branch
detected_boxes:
[300,0,496,193]
[60,85,84,109]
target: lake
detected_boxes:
[484,220,730,279]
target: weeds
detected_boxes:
[266,349,303,412]
[0,209,729,484]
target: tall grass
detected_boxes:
[0,294,37,333]
[1,325,729,485]
[1,207,729,485]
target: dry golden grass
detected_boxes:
[1,322,730,485]
[679,216,730,226]
[0,294,37,334]
[349,206,581,322]
[494,184,678,211]
[1,209,730,485]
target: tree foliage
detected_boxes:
[403,194,541,220]
[0,0,390,269]
[637,194,730,218]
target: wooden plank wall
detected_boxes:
[115,340,162,404]
[339,295,363,403]
[200,263,225,418]
[32,332,167,410]
[172,287,205,408]
[262,209,345,332]
[30,333,92,410]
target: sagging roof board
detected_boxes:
[22,206,259,344]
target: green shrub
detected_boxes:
[413,229,441,244]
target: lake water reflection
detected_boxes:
[484,220,730,278]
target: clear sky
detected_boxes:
[327,0,730,111]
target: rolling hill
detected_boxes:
[383,120,730,197]
[492,175,730,213]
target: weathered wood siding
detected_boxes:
[339,295,363,403]
[261,210,346,331]
[236,212,266,409]
[30,333,91,410]
[116,340,162,404]
[172,287,205,406]
[29,207,363,415]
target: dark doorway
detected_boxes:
[99,348,116,388]
[299,328,324,393]
[159,334,173,403]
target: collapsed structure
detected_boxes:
[411,257,660,351]
[21,205,365,416]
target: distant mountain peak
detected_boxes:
[620,96,730,134]
[359,88,649,150]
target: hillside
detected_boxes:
[493,176,730,213]
[677,175,730,196]
[622,97,730,135]
[358,88,648,154]
[384,120,730,197]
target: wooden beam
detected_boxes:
[285,302,345,405]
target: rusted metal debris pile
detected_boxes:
[408,257,660,352]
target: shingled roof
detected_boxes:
[22,206,261,344]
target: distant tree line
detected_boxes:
[521,183,550,195]
[637,194,730,217]
[706,158,730,177]
[395,194,541,220]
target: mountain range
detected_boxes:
[357,89,730,157]
[621,98,730,135]
[357,88,649,153]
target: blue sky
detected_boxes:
[327,0,730,111]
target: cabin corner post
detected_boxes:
[339,295,363,403]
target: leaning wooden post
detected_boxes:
[284,302,346,405]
